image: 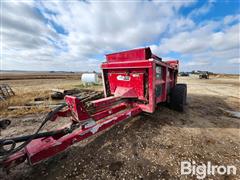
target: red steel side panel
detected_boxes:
[101,60,152,69]
[106,47,152,62]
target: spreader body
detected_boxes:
[102,47,179,113]
[1,47,183,170]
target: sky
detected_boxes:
[1,0,240,74]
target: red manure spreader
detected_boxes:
[0,47,187,170]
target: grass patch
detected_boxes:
[0,79,103,118]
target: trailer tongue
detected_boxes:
[0,47,186,170]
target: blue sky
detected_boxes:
[1,0,240,73]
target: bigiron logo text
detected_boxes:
[181,161,237,179]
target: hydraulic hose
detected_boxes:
[0,103,67,163]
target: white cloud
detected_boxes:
[2,0,195,71]
[1,0,239,74]
[189,0,215,17]
[151,19,240,73]
[186,60,210,66]
[223,14,240,25]
[228,58,240,64]
[168,23,238,53]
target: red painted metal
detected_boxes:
[106,47,152,62]
[2,47,179,169]
[91,96,120,108]
[92,103,127,121]
[108,71,145,99]
[27,106,141,165]
[102,47,178,113]
[114,87,138,98]
[3,105,141,168]
[65,96,91,121]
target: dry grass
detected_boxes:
[0,90,52,117]
[0,78,103,117]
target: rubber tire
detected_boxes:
[176,83,187,90]
[170,84,187,112]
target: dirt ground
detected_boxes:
[0,75,239,180]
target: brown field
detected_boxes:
[0,72,102,117]
[0,73,239,180]
[0,71,82,80]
